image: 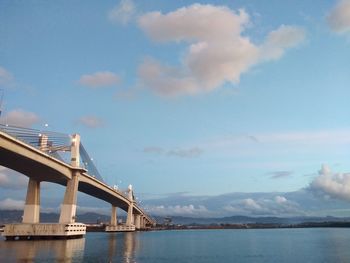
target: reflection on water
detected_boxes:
[4,228,350,262]
[0,237,85,262]
[0,231,139,263]
[124,232,139,262]
[107,232,139,263]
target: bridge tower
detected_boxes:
[126,184,134,227]
[134,214,141,229]
[59,134,80,223]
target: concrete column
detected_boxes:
[126,185,134,226]
[70,134,80,167]
[134,214,141,229]
[126,203,134,226]
[110,205,117,226]
[141,217,146,229]
[59,171,80,223]
[139,217,144,229]
[22,178,40,223]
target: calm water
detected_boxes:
[1,228,350,262]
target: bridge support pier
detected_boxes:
[106,205,135,232]
[110,205,117,226]
[140,217,145,229]
[22,178,40,223]
[3,160,86,241]
[126,203,134,226]
[59,171,79,223]
[134,214,141,230]
[126,185,135,227]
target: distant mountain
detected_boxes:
[154,215,350,226]
[0,210,113,224]
[2,210,350,226]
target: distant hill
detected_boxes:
[2,210,350,226]
[153,215,350,226]
[0,210,113,224]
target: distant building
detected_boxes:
[164,216,172,226]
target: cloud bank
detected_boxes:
[145,204,209,217]
[142,192,306,217]
[0,167,28,190]
[223,196,303,216]
[0,198,24,210]
[138,4,305,97]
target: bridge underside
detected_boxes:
[78,181,129,211]
[0,149,131,212]
[0,147,69,183]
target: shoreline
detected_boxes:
[85,221,350,232]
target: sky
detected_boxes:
[1,0,350,218]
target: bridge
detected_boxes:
[0,124,155,240]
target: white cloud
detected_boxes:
[138,4,305,97]
[260,25,305,60]
[310,164,350,201]
[275,195,287,204]
[0,198,25,210]
[139,5,249,42]
[78,71,120,88]
[145,204,209,217]
[138,58,199,97]
[327,0,350,34]
[1,109,40,128]
[0,167,28,190]
[0,66,14,86]
[243,198,262,210]
[223,196,303,216]
[77,115,104,128]
[108,0,136,25]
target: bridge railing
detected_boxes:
[0,124,71,158]
[0,124,105,181]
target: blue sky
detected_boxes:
[1,0,350,217]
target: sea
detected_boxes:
[1,228,350,262]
